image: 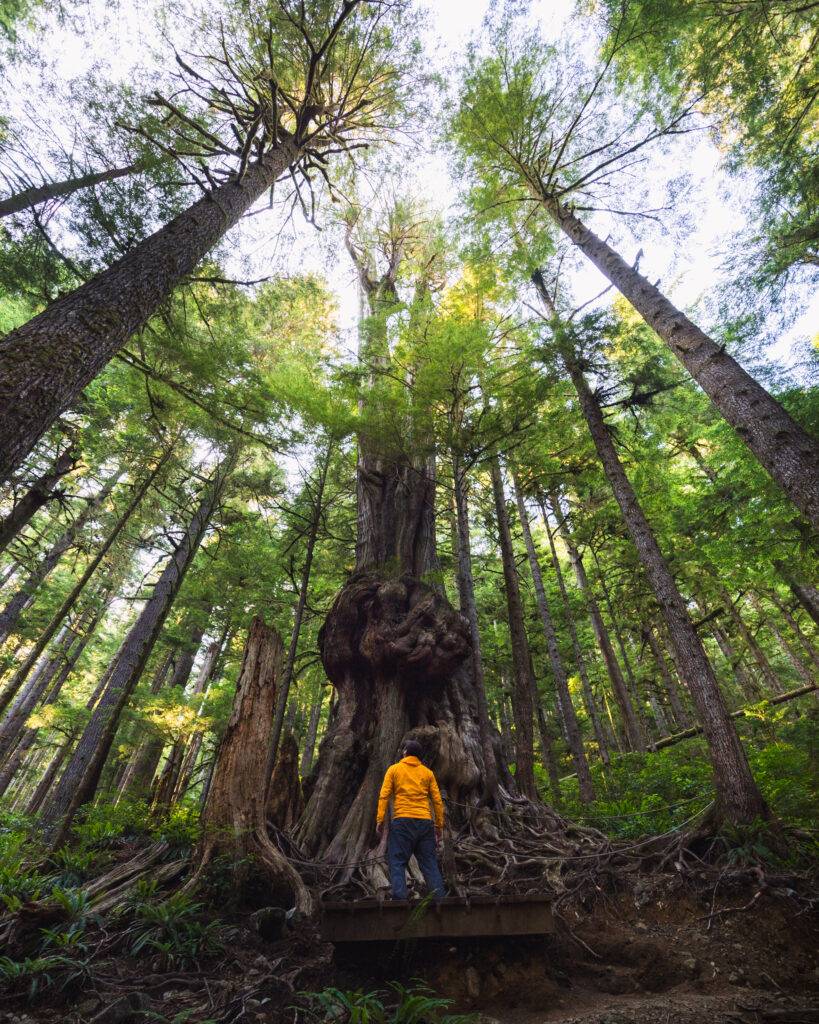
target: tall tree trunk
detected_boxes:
[0,596,110,796]
[269,439,332,773]
[497,691,514,763]
[299,689,324,777]
[194,617,310,912]
[777,572,819,629]
[489,457,537,800]
[723,594,784,695]
[535,701,562,806]
[560,344,769,824]
[25,732,76,815]
[589,547,654,744]
[0,472,118,652]
[749,594,815,687]
[550,496,645,751]
[766,591,819,671]
[540,494,612,764]
[539,208,819,527]
[710,623,762,702]
[0,163,142,218]
[452,455,500,798]
[38,451,235,844]
[0,447,172,710]
[645,625,692,729]
[513,474,594,801]
[0,601,102,765]
[0,144,300,483]
[172,629,229,803]
[0,447,75,554]
[116,650,177,799]
[150,619,212,810]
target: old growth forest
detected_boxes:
[0,0,817,1021]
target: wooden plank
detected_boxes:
[319,895,554,943]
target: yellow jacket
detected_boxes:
[376,756,444,829]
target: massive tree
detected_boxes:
[294,211,513,884]
[0,0,408,482]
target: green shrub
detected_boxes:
[70,798,151,846]
[298,982,476,1024]
[126,891,225,970]
[557,717,818,841]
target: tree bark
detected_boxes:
[0,598,107,767]
[541,205,819,528]
[560,345,769,824]
[38,451,235,844]
[172,630,228,803]
[0,145,299,483]
[25,731,76,815]
[0,163,142,218]
[194,617,310,912]
[784,579,819,629]
[513,475,594,801]
[150,619,212,810]
[269,439,332,773]
[550,497,645,751]
[268,730,305,830]
[489,457,537,800]
[452,456,500,798]
[116,649,177,799]
[535,701,562,806]
[0,472,118,653]
[0,448,75,554]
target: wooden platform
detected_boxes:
[319,894,554,943]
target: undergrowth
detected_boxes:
[555,715,818,851]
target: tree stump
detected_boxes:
[193,617,311,912]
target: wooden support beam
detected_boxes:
[319,895,554,943]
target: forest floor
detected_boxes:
[1,864,816,1024]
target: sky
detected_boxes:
[4,0,817,376]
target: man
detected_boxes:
[376,739,445,901]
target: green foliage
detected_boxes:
[70,798,152,847]
[126,891,225,970]
[299,982,475,1024]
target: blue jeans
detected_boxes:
[387,818,445,900]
